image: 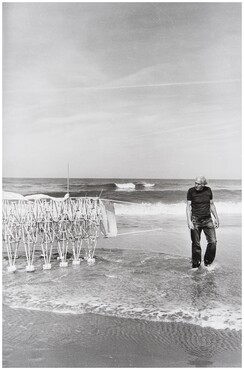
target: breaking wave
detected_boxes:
[115,183,136,189]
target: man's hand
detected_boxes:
[188,221,195,230]
[213,219,219,228]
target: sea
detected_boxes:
[2,178,242,333]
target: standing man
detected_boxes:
[186,176,219,268]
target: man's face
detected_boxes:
[195,179,204,191]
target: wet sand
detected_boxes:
[3,305,241,368]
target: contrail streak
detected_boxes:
[97,79,240,90]
[4,79,240,94]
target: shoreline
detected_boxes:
[3,212,241,368]
[3,306,242,368]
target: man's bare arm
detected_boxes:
[210,200,219,228]
[186,200,194,229]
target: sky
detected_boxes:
[2,2,241,179]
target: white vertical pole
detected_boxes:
[67,163,70,195]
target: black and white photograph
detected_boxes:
[2,1,242,368]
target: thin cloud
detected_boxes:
[137,120,240,138]
[97,79,240,91]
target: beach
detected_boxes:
[2,178,242,367]
[2,1,242,366]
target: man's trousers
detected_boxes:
[190,216,217,268]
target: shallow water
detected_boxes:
[3,240,241,331]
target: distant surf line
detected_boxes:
[117,228,163,236]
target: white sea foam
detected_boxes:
[3,256,241,332]
[115,183,136,189]
[86,303,241,331]
[114,201,242,215]
[135,182,155,188]
[7,298,241,331]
